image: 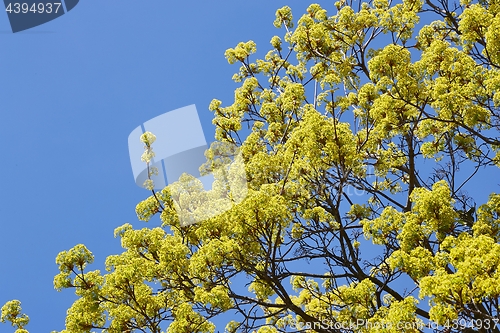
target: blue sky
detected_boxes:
[0,1,310,331]
[1,1,499,332]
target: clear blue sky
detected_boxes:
[1,1,498,332]
[0,1,310,331]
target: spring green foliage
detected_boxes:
[1,300,29,333]
[3,0,500,332]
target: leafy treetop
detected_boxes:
[2,0,500,332]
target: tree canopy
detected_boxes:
[3,0,500,332]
